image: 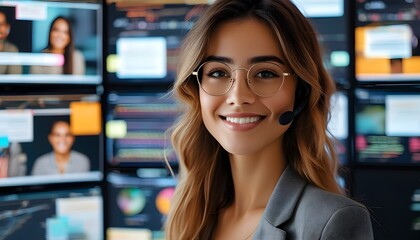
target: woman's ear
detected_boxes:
[278,80,310,125]
[293,80,310,116]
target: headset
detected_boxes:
[278,80,310,125]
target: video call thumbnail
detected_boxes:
[355,88,420,165]
[355,0,420,82]
[0,93,103,187]
[106,91,180,167]
[0,187,103,240]
[107,170,176,240]
[0,0,102,84]
[105,0,209,83]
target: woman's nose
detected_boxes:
[226,69,256,105]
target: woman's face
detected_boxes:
[48,122,74,155]
[49,18,70,52]
[199,18,297,156]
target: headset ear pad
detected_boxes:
[278,80,310,125]
[293,80,310,117]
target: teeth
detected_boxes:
[225,116,260,124]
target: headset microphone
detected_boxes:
[278,111,294,125]
[278,82,310,126]
[278,101,306,125]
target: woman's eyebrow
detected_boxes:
[203,55,233,63]
[249,55,285,64]
[203,55,285,65]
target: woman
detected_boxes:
[165,0,373,239]
[30,16,85,75]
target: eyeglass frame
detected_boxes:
[192,61,291,97]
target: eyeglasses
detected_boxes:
[192,61,290,97]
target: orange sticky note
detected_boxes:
[70,102,102,135]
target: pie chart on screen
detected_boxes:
[155,187,175,215]
[117,188,147,216]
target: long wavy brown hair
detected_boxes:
[165,0,341,239]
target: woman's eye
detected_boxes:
[256,70,278,78]
[208,69,229,78]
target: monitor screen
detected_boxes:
[0,186,103,240]
[0,93,103,186]
[328,91,349,165]
[105,0,208,83]
[106,170,176,240]
[0,0,102,84]
[292,0,350,86]
[354,88,420,165]
[105,91,180,167]
[355,0,420,82]
[352,169,420,239]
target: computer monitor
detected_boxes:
[0,0,102,84]
[328,91,349,165]
[0,92,103,186]
[292,0,350,86]
[352,168,420,240]
[106,170,176,240]
[105,0,209,83]
[355,0,420,82]
[105,91,179,167]
[0,186,103,240]
[354,88,420,165]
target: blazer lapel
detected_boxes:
[253,217,286,240]
[253,166,307,239]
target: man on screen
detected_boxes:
[32,121,90,175]
[0,10,22,74]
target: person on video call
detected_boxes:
[30,16,85,75]
[32,121,90,175]
[0,10,22,74]
[165,0,373,239]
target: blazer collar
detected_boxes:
[263,165,307,227]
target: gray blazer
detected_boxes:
[253,166,374,240]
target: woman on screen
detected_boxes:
[165,0,373,239]
[32,121,89,175]
[30,16,85,75]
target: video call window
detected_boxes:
[0,93,103,187]
[355,0,420,82]
[107,170,176,240]
[352,169,420,240]
[354,88,420,165]
[0,0,102,84]
[106,91,180,167]
[105,0,209,83]
[0,187,103,240]
[292,0,350,86]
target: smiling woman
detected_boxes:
[31,121,90,175]
[165,0,374,240]
[30,16,85,75]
